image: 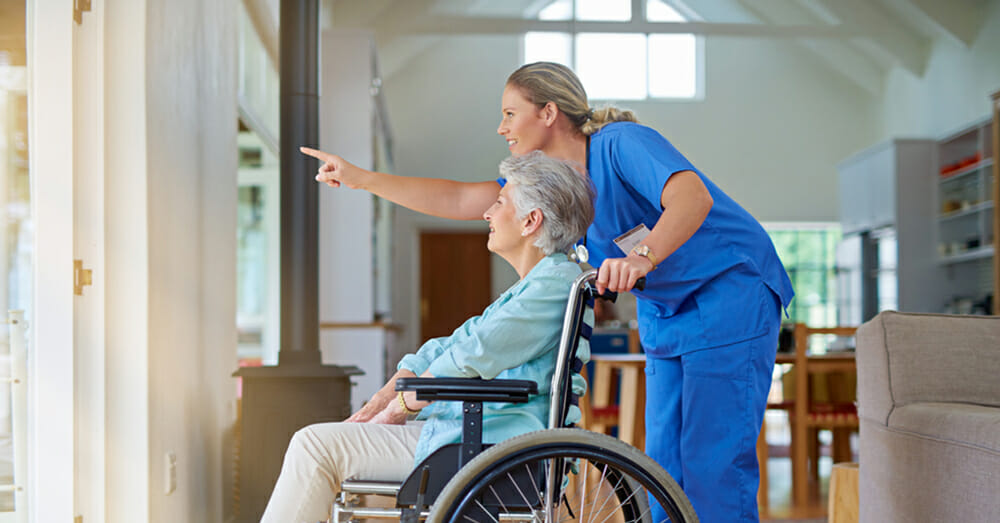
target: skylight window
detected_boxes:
[524,0,703,101]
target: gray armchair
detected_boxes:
[856,311,1000,522]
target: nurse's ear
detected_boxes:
[541,101,559,128]
[521,209,544,237]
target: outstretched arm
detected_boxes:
[300,147,500,220]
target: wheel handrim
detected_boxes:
[446,443,686,523]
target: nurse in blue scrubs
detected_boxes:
[301,62,794,523]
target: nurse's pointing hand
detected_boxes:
[595,255,653,294]
[300,146,368,190]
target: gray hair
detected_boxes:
[499,151,595,255]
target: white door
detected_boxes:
[71,1,106,522]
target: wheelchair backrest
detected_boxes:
[547,268,602,429]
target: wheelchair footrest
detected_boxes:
[340,479,401,497]
[336,506,429,520]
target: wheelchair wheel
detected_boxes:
[427,428,698,523]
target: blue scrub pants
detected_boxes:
[646,326,778,522]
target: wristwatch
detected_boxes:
[630,244,658,270]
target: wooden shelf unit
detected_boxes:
[936,117,994,263]
[934,113,995,315]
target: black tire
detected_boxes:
[427,428,698,523]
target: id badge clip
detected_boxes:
[613,224,651,256]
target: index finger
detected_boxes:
[299,146,332,162]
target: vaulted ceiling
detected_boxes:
[324,0,996,97]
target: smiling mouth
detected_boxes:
[506,139,517,146]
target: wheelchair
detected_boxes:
[332,269,698,523]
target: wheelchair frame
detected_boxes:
[331,269,697,523]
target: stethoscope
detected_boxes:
[570,241,589,264]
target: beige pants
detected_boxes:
[260,421,424,523]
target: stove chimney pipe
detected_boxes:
[278,0,320,365]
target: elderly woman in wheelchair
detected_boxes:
[262,152,697,523]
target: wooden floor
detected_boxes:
[759,407,850,521]
[760,455,832,521]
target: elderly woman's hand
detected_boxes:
[346,369,417,423]
[368,398,411,425]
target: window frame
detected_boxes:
[763,222,843,328]
[521,0,705,102]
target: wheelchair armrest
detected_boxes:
[396,377,538,404]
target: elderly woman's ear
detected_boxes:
[521,209,545,237]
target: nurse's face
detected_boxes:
[497,85,551,156]
[483,184,526,255]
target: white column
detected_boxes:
[27,1,75,521]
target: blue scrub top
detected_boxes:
[583,122,793,357]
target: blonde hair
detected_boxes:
[506,62,638,136]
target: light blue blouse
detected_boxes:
[398,253,590,464]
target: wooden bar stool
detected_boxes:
[790,324,859,510]
[582,353,646,449]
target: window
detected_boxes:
[523,0,702,100]
[766,223,842,328]
[0,1,28,513]
[236,128,280,365]
[236,4,280,366]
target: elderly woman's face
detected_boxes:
[497,85,549,156]
[483,184,525,254]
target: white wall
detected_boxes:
[630,37,881,222]
[104,0,150,520]
[881,2,1000,139]
[318,30,385,411]
[142,1,238,521]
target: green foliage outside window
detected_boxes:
[767,224,842,328]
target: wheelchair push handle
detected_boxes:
[590,276,645,303]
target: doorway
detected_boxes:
[419,232,492,344]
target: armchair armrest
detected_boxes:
[395,377,538,404]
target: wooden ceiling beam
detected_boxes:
[375,17,872,38]
[809,0,930,76]
[899,0,990,47]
